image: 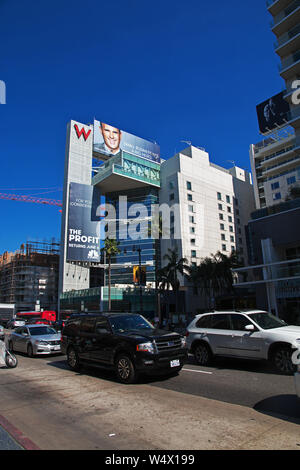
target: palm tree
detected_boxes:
[186,250,240,309]
[101,238,120,312]
[161,247,188,321]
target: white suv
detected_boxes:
[186,310,300,375]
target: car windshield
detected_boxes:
[247,312,288,330]
[28,326,57,336]
[109,314,154,333]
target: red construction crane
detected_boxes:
[0,192,62,207]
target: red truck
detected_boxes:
[16,310,57,324]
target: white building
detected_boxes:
[159,146,255,277]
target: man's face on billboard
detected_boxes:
[101,123,121,153]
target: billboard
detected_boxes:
[256,92,290,134]
[67,183,101,262]
[93,120,160,163]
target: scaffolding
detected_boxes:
[0,240,60,311]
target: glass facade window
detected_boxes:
[273,192,281,201]
[105,187,160,285]
[287,176,296,185]
[271,182,280,190]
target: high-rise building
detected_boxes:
[234,0,300,322]
[159,145,255,276]
[250,0,300,210]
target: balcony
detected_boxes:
[279,49,300,78]
[271,1,300,36]
[275,23,300,56]
[268,0,299,17]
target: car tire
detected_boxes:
[27,344,34,358]
[193,342,213,366]
[272,345,295,375]
[67,347,81,372]
[115,354,137,384]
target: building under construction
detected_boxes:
[0,240,60,312]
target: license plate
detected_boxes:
[170,359,180,368]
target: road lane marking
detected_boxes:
[182,368,213,375]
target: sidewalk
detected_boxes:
[0,415,39,450]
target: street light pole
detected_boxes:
[133,246,143,314]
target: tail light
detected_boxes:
[185,331,189,337]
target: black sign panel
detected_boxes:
[256,92,290,134]
[67,183,101,262]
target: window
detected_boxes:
[230,314,253,331]
[190,238,196,245]
[186,181,192,190]
[219,213,224,220]
[95,317,110,334]
[230,235,234,242]
[218,203,223,210]
[220,223,225,230]
[227,207,231,213]
[228,216,232,222]
[217,192,222,201]
[169,193,175,201]
[272,192,281,201]
[190,226,195,234]
[222,244,227,251]
[196,315,212,328]
[229,226,233,232]
[221,234,226,241]
[189,216,195,223]
[210,314,231,330]
[236,209,240,215]
[80,318,95,333]
[271,182,280,190]
[191,250,196,258]
[226,195,230,204]
[188,205,194,212]
[231,246,235,252]
[187,193,193,201]
[287,176,296,185]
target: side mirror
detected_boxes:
[245,324,255,332]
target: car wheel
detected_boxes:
[27,344,34,358]
[194,342,212,366]
[115,354,137,384]
[67,347,81,372]
[272,345,295,375]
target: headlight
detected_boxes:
[136,342,155,354]
[181,336,187,348]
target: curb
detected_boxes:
[0,414,40,450]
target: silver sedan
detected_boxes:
[8,324,61,357]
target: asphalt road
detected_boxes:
[0,350,299,450]
[6,352,300,422]
[149,356,300,423]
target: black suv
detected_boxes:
[61,313,188,383]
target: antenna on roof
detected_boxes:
[181,140,192,146]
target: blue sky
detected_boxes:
[0,0,285,254]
